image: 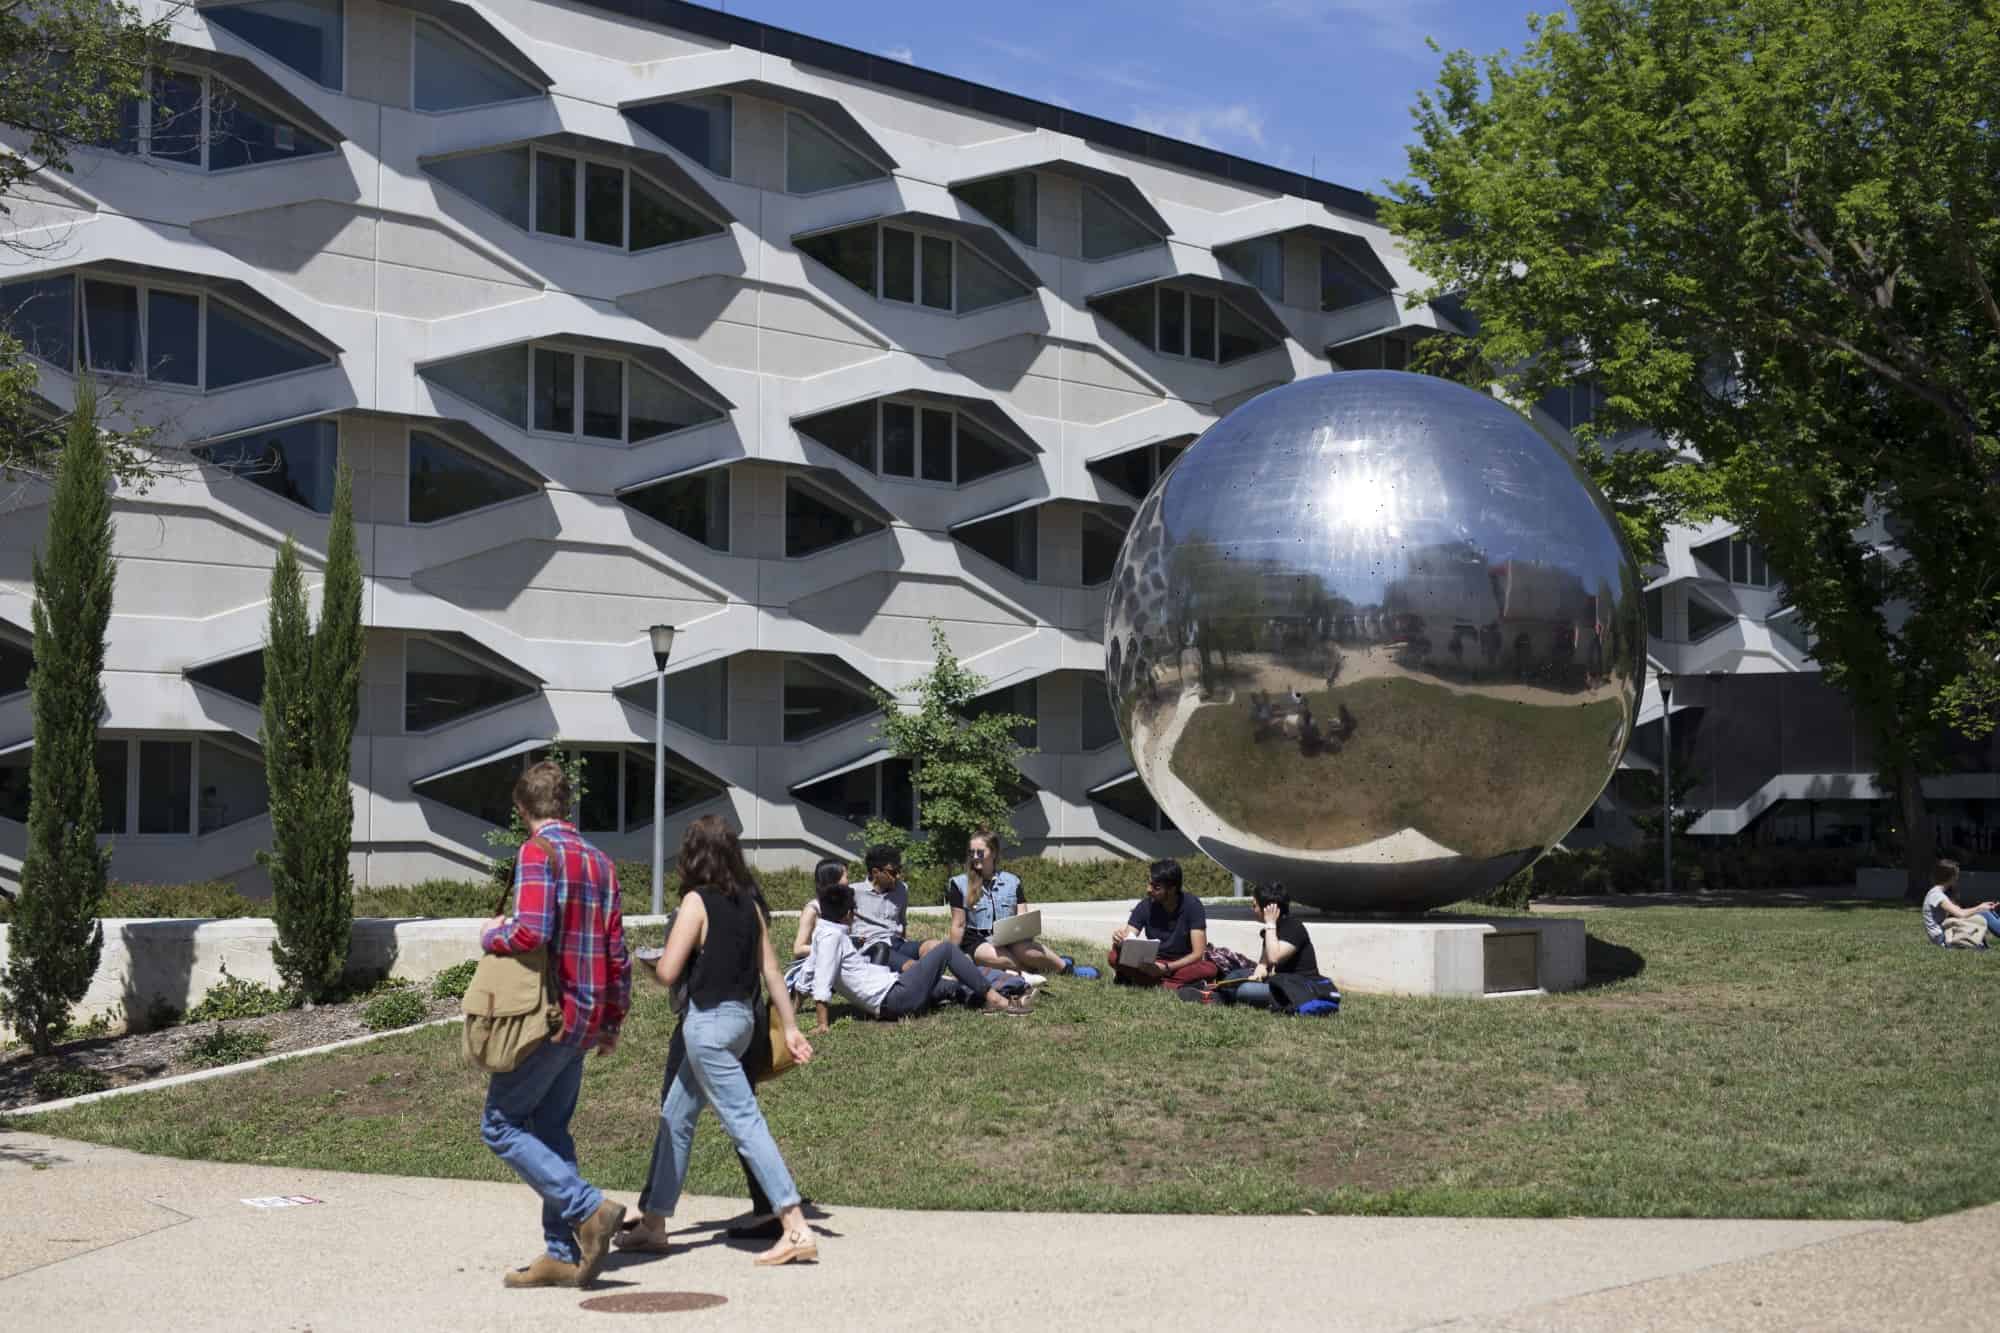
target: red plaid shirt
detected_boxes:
[480,822,630,1046]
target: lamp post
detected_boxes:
[1657,669,1675,893]
[648,623,676,917]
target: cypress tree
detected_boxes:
[262,463,363,1003]
[0,384,117,1054]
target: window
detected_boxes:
[62,277,329,389]
[48,736,268,837]
[1081,184,1158,259]
[621,469,730,551]
[952,172,1036,246]
[427,147,531,230]
[404,636,536,732]
[1771,606,1811,654]
[187,649,265,705]
[1320,244,1385,312]
[1217,235,1284,302]
[1686,593,1733,642]
[1330,331,1424,372]
[1082,508,1129,586]
[104,66,332,170]
[418,745,721,828]
[1090,774,1175,833]
[519,146,718,251]
[1645,587,1665,640]
[1535,378,1610,432]
[615,658,730,740]
[797,222,1030,313]
[783,658,878,741]
[409,430,536,523]
[1731,538,1771,588]
[955,507,1039,581]
[785,110,884,194]
[206,0,343,88]
[0,746,28,824]
[624,95,732,176]
[1092,285,1278,364]
[965,679,1037,749]
[0,275,77,368]
[1080,677,1122,751]
[426,343,721,441]
[413,20,536,112]
[794,757,915,830]
[1088,439,1186,500]
[0,630,29,698]
[193,419,339,513]
[785,480,885,557]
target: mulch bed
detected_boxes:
[0,993,461,1111]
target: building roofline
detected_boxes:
[575,0,1381,221]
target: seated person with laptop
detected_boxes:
[946,830,1086,978]
[801,882,1031,1028]
[1109,858,1219,988]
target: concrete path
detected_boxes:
[3,1127,1989,1331]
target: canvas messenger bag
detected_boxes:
[462,836,565,1074]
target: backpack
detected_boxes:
[462,836,565,1074]
[1943,915,1990,950]
[1268,971,1341,1014]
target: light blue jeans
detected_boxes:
[642,1000,800,1217]
[481,1039,603,1262]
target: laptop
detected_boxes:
[1114,935,1159,967]
[988,909,1043,948]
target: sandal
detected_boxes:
[753,1229,819,1266]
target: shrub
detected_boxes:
[186,967,296,1022]
[58,1008,118,1042]
[361,988,427,1031]
[32,1064,110,1100]
[429,959,479,1000]
[354,879,502,919]
[185,1025,271,1069]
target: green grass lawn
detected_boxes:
[18,903,2000,1221]
[1171,675,1623,856]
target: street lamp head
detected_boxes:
[648,623,676,672]
[1656,668,1675,700]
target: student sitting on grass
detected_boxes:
[946,830,1085,978]
[1922,858,2000,948]
[1192,882,1337,1011]
[803,882,1031,1029]
[789,858,847,961]
[1108,857,1218,988]
[853,843,941,969]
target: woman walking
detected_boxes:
[622,815,818,1265]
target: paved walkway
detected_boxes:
[3,1128,1991,1331]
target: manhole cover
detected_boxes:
[579,1292,729,1315]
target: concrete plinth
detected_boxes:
[1036,900,1587,997]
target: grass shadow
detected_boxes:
[1582,931,1646,988]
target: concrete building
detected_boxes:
[0,0,1454,891]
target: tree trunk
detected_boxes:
[1899,759,1934,902]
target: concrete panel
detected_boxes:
[413,540,726,613]
[108,507,299,573]
[949,332,1056,390]
[792,571,1033,663]
[807,71,1029,146]
[731,94,786,195]
[0,172,98,239]
[479,0,726,60]
[1060,343,1162,396]
[1061,381,1161,426]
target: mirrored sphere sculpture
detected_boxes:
[1103,371,1644,913]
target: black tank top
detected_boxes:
[687,884,763,1007]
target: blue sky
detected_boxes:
[716,1,1561,198]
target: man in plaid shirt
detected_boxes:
[478,760,632,1289]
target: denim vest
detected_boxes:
[952,870,1021,934]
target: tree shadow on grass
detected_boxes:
[1582,932,1645,988]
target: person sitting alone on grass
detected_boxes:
[1108,858,1218,989]
[1922,858,2000,948]
[1200,883,1336,1011]
[946,830,1086,979]
[804,881,1031,1029]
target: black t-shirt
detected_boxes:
[1269,916,1318,976]
[1126,891,1207,959]
[686,884,765,1007]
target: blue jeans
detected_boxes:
[481,1040,603,1262]
[1219,966,1277,1009]
[642,1000,800,1218]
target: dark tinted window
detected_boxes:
[194,419,339,512]
[408,430,535,523]
[786,481,883,557]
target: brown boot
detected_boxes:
[572,1198,627,1286]
[502,1254,581,1288]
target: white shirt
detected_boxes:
[804,919,898,1014]
[1922,885,1952,945]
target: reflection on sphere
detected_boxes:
[1102,371,1643,913]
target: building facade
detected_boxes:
[0,0,1458,891]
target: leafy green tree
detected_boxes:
[1384,0,2000,892]
[260,465,364,1003]
[1,0,170,488]
[0,382,115,1053]
[859,623,1034,880]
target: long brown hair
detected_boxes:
[677,813,759,902]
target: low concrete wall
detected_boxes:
[0,914,673,1033]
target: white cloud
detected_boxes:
[881,45,915,64]
[1131,103,1267,150]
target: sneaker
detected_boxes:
[1020,972,1049,988]
[502,1254,582,1288]
[572,1198,627,1286]
[1071,965,1101,980]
